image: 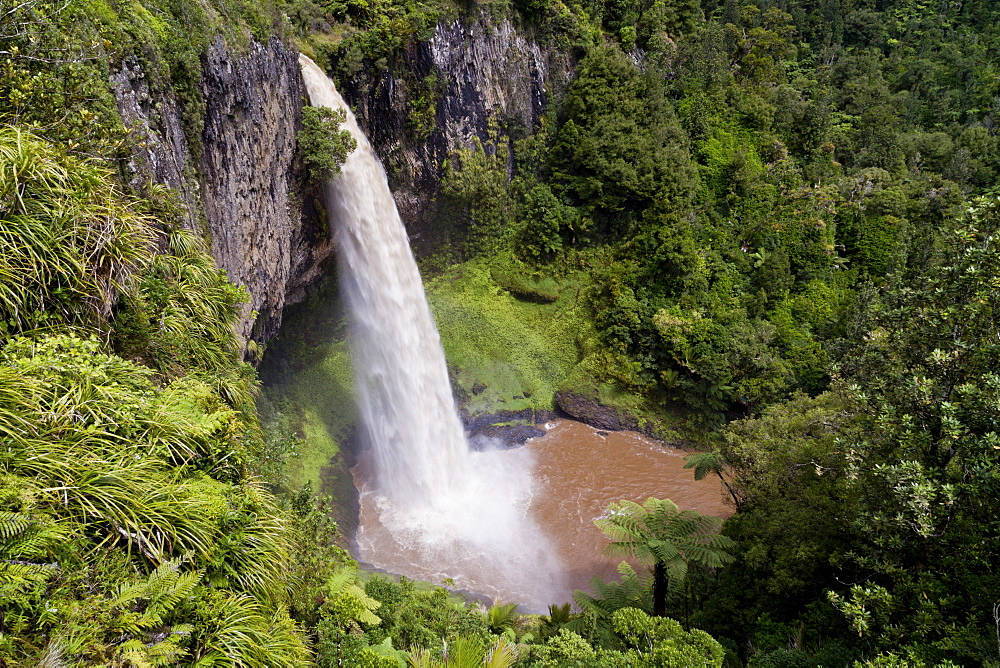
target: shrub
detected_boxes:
[298,106,357,181]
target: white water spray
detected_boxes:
[298,55,563,610]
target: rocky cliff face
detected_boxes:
[112,36,333,345]
[110,19,568,345]
[337,18,573,255]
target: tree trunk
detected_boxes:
[653,562,667,617]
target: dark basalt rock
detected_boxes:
[462,407,560,449]
[554,390,640,432]
[111,36,333,348]
[335,18,574,258]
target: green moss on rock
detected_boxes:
[426,258,588,415]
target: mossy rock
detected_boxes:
[489,266,560,303]
[555,388,639,431]
[554,363,639,432]
[556,363,686,442]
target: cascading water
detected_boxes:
[298,55,563,610]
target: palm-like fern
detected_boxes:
[573,561,652,618]
[486,601,521,635]
[323,565,383,626]
[570,561,652,646]
[683,451,741,506]
[107,558,201,666]
[596,497,735,617]
[537,602,576,640]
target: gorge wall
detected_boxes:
[111,35,331,345]
[335,18,574,256]
[110,18,570,345]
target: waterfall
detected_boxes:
[298,55,562,610]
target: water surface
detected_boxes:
[354,418,731,608]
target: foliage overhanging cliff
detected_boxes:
[0,0,346,661]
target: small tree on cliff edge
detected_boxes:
[597,497,735,618]
[298,106,356,182]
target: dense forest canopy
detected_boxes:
[1,0,1000,664]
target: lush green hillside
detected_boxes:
[4,0,1000,664]
[0,123,312,663]
[0,1,347,663]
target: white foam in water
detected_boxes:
[298,55,563,611]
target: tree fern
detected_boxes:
[322,565,383,626]
[596,498,735,617]
[573,561,653,621]
[538,602,575,640]
[113,558,202,630]
[102,558,202,665]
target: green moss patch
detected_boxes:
[426,258,591,416]
[489,265,560,303]
[258,275,357,494]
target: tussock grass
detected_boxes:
[0,127,154,335]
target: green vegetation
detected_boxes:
[0,126,309,663]
[426,256,589,415]
[0,0,365,663]
[598,498,735,618]
[298,106,357,181]
[0,127,153,335]
[5,0,1000,662]
[303,0,1000,661]
[258,275,357,494]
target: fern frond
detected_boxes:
[485,635,518,668]
[446,635,486,668]
[683,451,725,481]
[406,648,435,668]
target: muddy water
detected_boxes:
[353,419,731,608]
[528,420,732,599]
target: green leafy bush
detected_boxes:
[298,106,357,181]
